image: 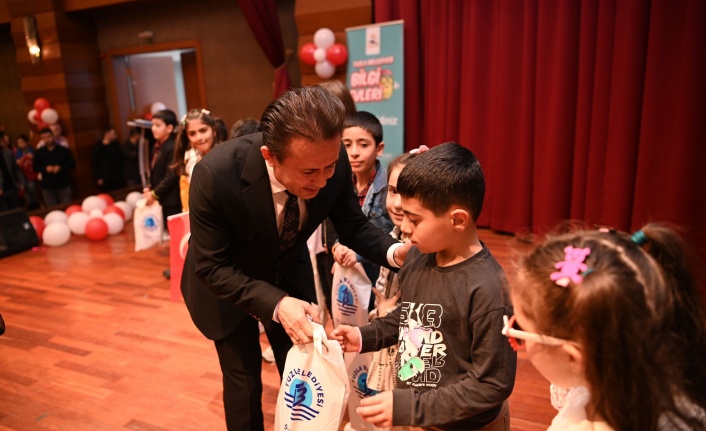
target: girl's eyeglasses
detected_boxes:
[501,315,568,351]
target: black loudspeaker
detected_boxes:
[0,209,40,259]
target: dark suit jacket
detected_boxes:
[181,133,398,341]
[150,136,180,209]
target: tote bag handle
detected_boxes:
[311,322,331,355]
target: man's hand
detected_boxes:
[393,241,413,266]
[329,324,361,352]
[333,243,357,267]
[357,391,394,427]
[277,297,322,344]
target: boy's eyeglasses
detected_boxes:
[501,315,568,351]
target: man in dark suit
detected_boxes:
[181,86,407,431]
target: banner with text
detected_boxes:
[346,20,404,161]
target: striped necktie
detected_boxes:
[279,191,299,252]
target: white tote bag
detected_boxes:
[133,198,163,251]
[331,262,372,328]
[274,322,350,431]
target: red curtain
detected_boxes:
[237,0,291,98]
[375,0,706,263]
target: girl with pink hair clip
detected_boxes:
[504,223,706,431]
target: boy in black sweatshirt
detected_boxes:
[332,143,516,430]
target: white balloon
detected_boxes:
[89,208,104,219]
[313,28,335,49]
[114,201,133,221]
[82,195,107,213]
[315,60,336,79]
[40,108,59,125]
[313,48,327,63]
[44,210,68,225]
[126,191,143,209]
[67,211,90,235]
[103,213,125,235]
[42,222,71,247]
[27,109,38,125]
[151,102,167,114]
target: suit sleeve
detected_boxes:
[153,168,178,201]
[188,161,286,326]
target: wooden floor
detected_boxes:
[0,222,556,431]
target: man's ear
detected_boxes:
[562,342,585,376]
[450,208,470,231]
[376,141,385,157]
[166,124,174,135]
[261,146,275,166]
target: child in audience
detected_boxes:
[333,111,394,290]
[13,134,39,209]
[504,224,706,431]
[171,109,222,212]
[122,128,142,186]
[228,117,261,140]
[333,143,516,430]
[143,109,181,228]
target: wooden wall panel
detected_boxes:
[62,0,139,12]
[0,22,27,141]
[0,1,10,24]
[294,0,371,87]
[8,4,108,199]
[5,0,61,16]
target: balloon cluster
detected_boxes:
[29,191,142,247]
[27,98,60,130]
[299,28,348,79]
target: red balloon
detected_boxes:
[85,218,109,241]
[97,193,115,206]
[299,42,317,66]
[33,98,51,112]
[33,111,42,122]
[65,204,83,217]
[104,205,125,220]
[29,216,45,239]
[326,43,348,66]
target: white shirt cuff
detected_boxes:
[386,242,403,268]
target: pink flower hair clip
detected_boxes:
[550,246,591,287]
[410,145,429,154]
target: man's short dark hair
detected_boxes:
[343,111,383,145]
[39,127,52,135]
[260,85,346,160]
[397,142,485,221]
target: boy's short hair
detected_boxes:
[152,109,178,127]
[397,142,485,221]
[343,111,383,145]
[229,118,261,139]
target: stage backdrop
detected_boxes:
[346,20,405,162]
